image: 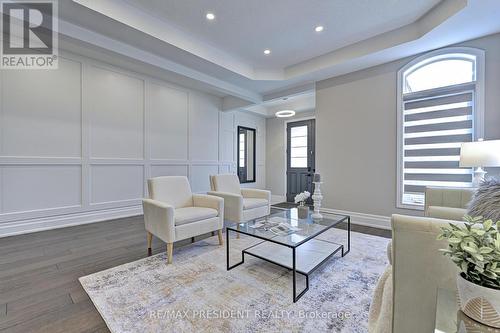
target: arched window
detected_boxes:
[397,47,484,209]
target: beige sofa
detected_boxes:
[371,187,474,333]
[391,187,474,333]
[142,176,224,263]
[424,186,474,221]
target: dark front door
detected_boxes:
[286,119,315,203]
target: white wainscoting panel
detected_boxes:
[0,58,82,157]
[151,164,189,178]
[0,52,267,237]
[190,165,219,193]
[218,164,231,174]
[219,112,234,163]
[189,92,220,162]
[148,83,188,160]
[90,165,144,204]
[1,165,81,213]
[88,66,144,159]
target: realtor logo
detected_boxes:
[1,0,58,69]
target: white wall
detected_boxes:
[236,111,266,189]
[0,52,266,237]
[315,33,500,223]
[266,110,315,200]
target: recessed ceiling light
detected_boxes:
[315,26,324,32]
[276,110,296,118]
[206,12,215,20]
[264,49,271,55]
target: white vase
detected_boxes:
[456,273,500,328]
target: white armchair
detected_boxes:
[142,176,224,263]
[208,174,271,225]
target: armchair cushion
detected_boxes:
[175,207,218,226]
[211,174,241,194]
[243,198,268,210]
[148,176,193,208]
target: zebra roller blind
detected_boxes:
[402,85,474,205]
[398,49,483,208]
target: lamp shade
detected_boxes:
[459,139,500,167]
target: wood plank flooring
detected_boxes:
[0,208,391,332]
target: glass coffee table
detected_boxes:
[226,208,350,302]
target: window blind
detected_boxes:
[402,85,474,204]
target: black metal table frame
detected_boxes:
[226,215,350,302]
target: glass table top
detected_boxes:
[226,208,348,248]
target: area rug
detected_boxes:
[80,228,390,333]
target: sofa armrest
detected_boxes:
[193,194,224,216]
[142,199,175,243]
[207,191,243,222]
[424,187,474,214]
[241,188,271,202]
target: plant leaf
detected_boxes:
[480,247,494,254]
[484,220,493,230]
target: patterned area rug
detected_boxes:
[80,228,390,333]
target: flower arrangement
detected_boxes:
[294,191,310,206]
[437,215,500,290]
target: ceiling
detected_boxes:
[124,0,440,70]
[50,0,500,115]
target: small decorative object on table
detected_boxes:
[438,215,500,328]
[312,173,323,219]
[294,191,310,219]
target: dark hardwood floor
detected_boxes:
[0,208,391,332]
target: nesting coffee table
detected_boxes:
[226,208,350,302]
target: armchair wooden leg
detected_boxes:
[147,232,153,255]
[217,229,223,245]
[236,224,240,239]
[167,243,173,264]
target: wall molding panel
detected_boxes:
[0,51,266,237]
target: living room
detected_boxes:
[0,1,499,332]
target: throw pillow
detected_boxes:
[467,178,500,222]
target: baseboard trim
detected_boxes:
[0,204,392,238]
[0,206,143,238]
[320,208,391,230]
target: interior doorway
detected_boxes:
[286,119,316,203]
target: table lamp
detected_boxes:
[459,139,500,187]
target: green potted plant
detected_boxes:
[438,215,500,327]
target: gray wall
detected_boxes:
[266,110,316,199]
[315,33,500,217]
